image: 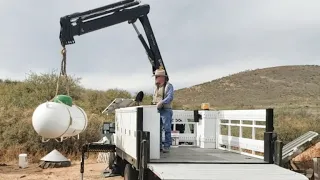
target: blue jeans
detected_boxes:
[159,108,173,149]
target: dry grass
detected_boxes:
[274,107,320,145]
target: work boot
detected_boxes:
[162,147,170,153]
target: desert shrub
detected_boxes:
[274,108,320,144]
[0,71,134,162]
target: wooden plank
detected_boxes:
[314,157,320,180]
[282,131,319,164]
[290,160,299,171]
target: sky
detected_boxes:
[1,0,320,93]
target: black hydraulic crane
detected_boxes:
[59,2,169,178]
[59,0,169,79]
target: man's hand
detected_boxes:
[156,101,163,109]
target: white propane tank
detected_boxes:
[63,105,88,137]
[19,153,28,168]
[32,102,88,139]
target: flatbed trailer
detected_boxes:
[81,105,308,180]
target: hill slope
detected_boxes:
[174,65,320,109]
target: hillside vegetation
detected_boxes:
[176,65,320,109]
[175,65,320,145]
[0,65,319,162]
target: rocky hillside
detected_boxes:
[174,65,320,109]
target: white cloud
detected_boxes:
[1,0,320,92]
[77,56,301,93]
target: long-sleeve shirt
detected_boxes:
[161,83,174,104]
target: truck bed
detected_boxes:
[148,147,308,180]
[150,147,265,164]
[147,163,308,180]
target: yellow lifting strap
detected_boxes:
[55,46,70,96]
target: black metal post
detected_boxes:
[144,132,150,164]
[139,131,150,180]
[193,110,201,122]
[274,140,283,167]
[264,108,275,164]
[136,107,143,169]
[264,132,273,163]
[265,108,274,132]
[80,145,87,180]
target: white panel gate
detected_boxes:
[172,110,197,145]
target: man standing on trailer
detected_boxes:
[152,69,174,153]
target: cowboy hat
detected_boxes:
[153,69,167,77]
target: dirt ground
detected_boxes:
[0,161,123,180]
[1,142,318,180]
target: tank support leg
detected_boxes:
[80,145,85,180]
[41,137,50,143]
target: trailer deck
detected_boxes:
[151,146,265,164]
[148,147,307,179]
[147,163,307,180]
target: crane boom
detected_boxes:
[59,0,168,78]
